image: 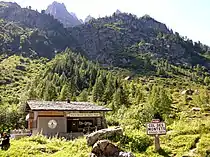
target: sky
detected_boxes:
[3,0,210,45]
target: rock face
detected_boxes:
[45,1,82,27]
[86,127,123,146]
[115,9,122,15]
[84,15,94,23]
[0,1,209,71]
[90,140,134,157]
[68,12,208,68]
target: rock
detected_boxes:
[119,152,134,157]
[90,153,97,157]
[181,89,194,95]
[90,140,135,157]
[86,127,123,146]
[191,107,201,111]
[194,89,199,95]
[91,140,119,157]
[186,97,193,101]
[183,148,197,157]
[85,15,94,23]
[15,65,26,71]
[124,76,131,80]
[45,1,82,27]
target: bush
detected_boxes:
[119,130,152,153]
[197,134,210,157]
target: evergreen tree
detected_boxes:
[43,81,57,100]
[121,83,130,107]
[103,74,115,103]
[78,89,88,102]
[59,84,70,100]
[204,76,210,86]
[130,80,136,98]
[92,75,105,102]
[111,88,121,111]
[148,85,172,119]
[135,86,144,104]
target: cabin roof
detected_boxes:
[26,100,112,112]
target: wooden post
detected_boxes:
[154,134,160,151]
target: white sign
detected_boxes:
[48,120,57,129]
[67,112,101,117]
[147,122,166,135]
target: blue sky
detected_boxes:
[4,0,210,45]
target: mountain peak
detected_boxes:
[115,9,121,14]
[84,15,94,23]
[141,14,154,20]
[46,1,82,27]
[51,1,66,8]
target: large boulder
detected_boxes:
[90,140,134,157]
[91,140,119,157]
[86,127,123,146]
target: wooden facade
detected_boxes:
[25,101,111,136]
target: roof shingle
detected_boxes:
[27,100,111,111]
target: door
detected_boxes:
[67,119,78,132]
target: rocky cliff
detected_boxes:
[45,1,82,27]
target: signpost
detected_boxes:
[147,119,166,151]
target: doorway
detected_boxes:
[67,119,79,132]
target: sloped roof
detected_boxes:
[26,100,111,112]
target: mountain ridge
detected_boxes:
[45,1,82,27]
[0,1,209,72]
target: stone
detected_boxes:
[90,140,135,157]
[191,107,201,111]
[183,148,197,157]
[181,89,194,95]
[91,140,119,157]
[45,1,82,27]
[119,152,135,157]
[86,127,123,146]
[186,97,193,101]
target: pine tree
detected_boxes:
[204,76,210,86]
[78,89,88,102]
[121,83,130,107]
[148,85,172,119]
[103,74,114,103]
[92,75,105,102]
[130,80,136,98]
[111,88,121,111]
[135,87,143,104]
[59,84,70,100]
[43,81,57,100]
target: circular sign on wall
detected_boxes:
[48,119,57,129]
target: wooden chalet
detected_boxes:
[25,100,111,137]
